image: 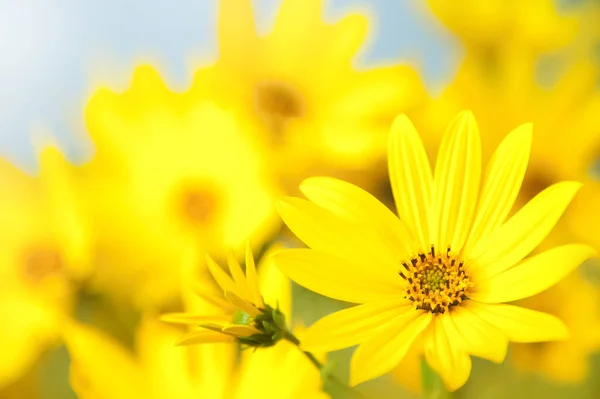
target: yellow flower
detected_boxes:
[80,67,279,307]
[162,243,290,347]
[64,247,328,399]
[423,60,600,184]
[64,318,328,399]
[272,111,595,391]
[191,0,426,191]
[512,273,600,382]
[420,55,600,247]
[426,0,578,55]
[0,146,88,389]
[409,48,600,389]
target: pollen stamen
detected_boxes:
[399,245,473,314]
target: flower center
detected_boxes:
[178,184,221,227]
[22,245,63,283]
[254,81,305,134]
[400,246,472,314]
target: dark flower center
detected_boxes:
[400,245,472,314]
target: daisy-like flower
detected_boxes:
[272,111,596,391]
[162,243,291,348]
[414,17,600,385]
[426,0,578,58]
[64,318,327,399]
[191,0,425,191]
[81,67,278,307]
[63,241,328,399]
[0,145,89,389]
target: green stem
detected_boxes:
[301,349,326,370]
[283,331,366,399]
[421,358,452,399]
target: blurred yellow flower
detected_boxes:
[81,67,279,307]
[273,111,595,391]
[423,60,600,188]
[512,273,600,382]
[65,318,327,399]
[162,243,291,347]
[0,146,88,389]
[64,244,327,399]
[191,0,426,191]
[426,0,578,58]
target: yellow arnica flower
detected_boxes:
[64,318,328,399]
[426,0,578,53]
[81,67,279,307]
[0,146,89,389]
[414,19,600,384]
[272,111,595,391]
[162,243,290,347]
[64,243,327,399]
[191,0,426,190]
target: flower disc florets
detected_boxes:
[400,245,473,314]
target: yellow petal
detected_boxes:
[300,176,417,260]
[423,316,472,392]
[244,242,264,308]
[277,197,398,272]
[350,311,432,386]
[175,329,236,346]
[270,0,322,66]
[469,181,582,279]
[234,340,325,399]
[388,114,434,250]
[189,281,236,313]
[432,110,481,251]
[221,324,261,337]
[0,297,58,389]
[135,317,197,398]
[316,13,368,82]
[272,248,403,304]
[444,307,508,363]
[301,297,412,352]
[38,145,91,279]
[464,302,569,342]
[206,254,238,295]
[160,313,230,326]
[257,246,292,321]
[188,337,235,398]
[217,0,257,66]
[227,251,252,302]
[332,65,426,118]
[472,244,596,303]
[224,291,260,316]
[64,322,148,399]
[464,124,532,254]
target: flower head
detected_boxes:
[162,243,290,349]
[426,0,577,53]
[64,317,328,399]
[272,110,596,391]
[191,0,426,191]
[0,145,88,389]
[81,67,279,307]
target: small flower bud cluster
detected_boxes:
[237,305,291,348]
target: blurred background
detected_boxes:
[2,0,600,398]
[0,0,456,170]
